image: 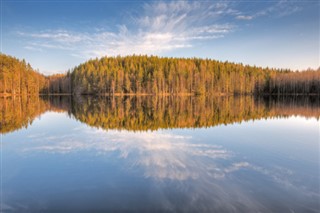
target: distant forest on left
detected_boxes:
[0,53,319,96]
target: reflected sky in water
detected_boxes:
[1,111,319,212]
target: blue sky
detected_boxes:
[1,0,319,74]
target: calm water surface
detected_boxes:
[1,96,319,212]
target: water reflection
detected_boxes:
[3,118,319,212]
[23,128,231,181]
[1,95,319,133]
[1,96,319,212]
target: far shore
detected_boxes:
[1,93,320,98]
[0,92,221,97]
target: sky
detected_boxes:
[1,0,319,74]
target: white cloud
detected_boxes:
[246,0,302,20]
[24,45,43,52]
[236,15,253,20]
[16,0,303,72]
[18,1,235,60]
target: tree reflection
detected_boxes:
[1,95,319,133]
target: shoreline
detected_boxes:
[0,93,319,97]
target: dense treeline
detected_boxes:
[1,95,319,133]
[47,73,71,94]
[0,54,48,95]
[258,69,320,95]
[69,55,320,95]
[71,55,268,95]
[1,54,319,96]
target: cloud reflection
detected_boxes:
[11,119,319,212]
[24,128,234,181]
[22,127,309,191]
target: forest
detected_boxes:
[1,95,319,134]
[0,54,48,95]
[68,56,320,95]
[0,53,319,96]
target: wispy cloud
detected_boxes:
[24,45,43,52]
[17,1,235,59]
[15,0,303,71]
[18,30,86,43]
[236,15,253,20]
[245,0,302,20]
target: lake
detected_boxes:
[1,95,319,212]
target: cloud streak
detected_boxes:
[15,0,304,73]
[18,1,235,59]
[238,0,302,20]
[236,15,253,20]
